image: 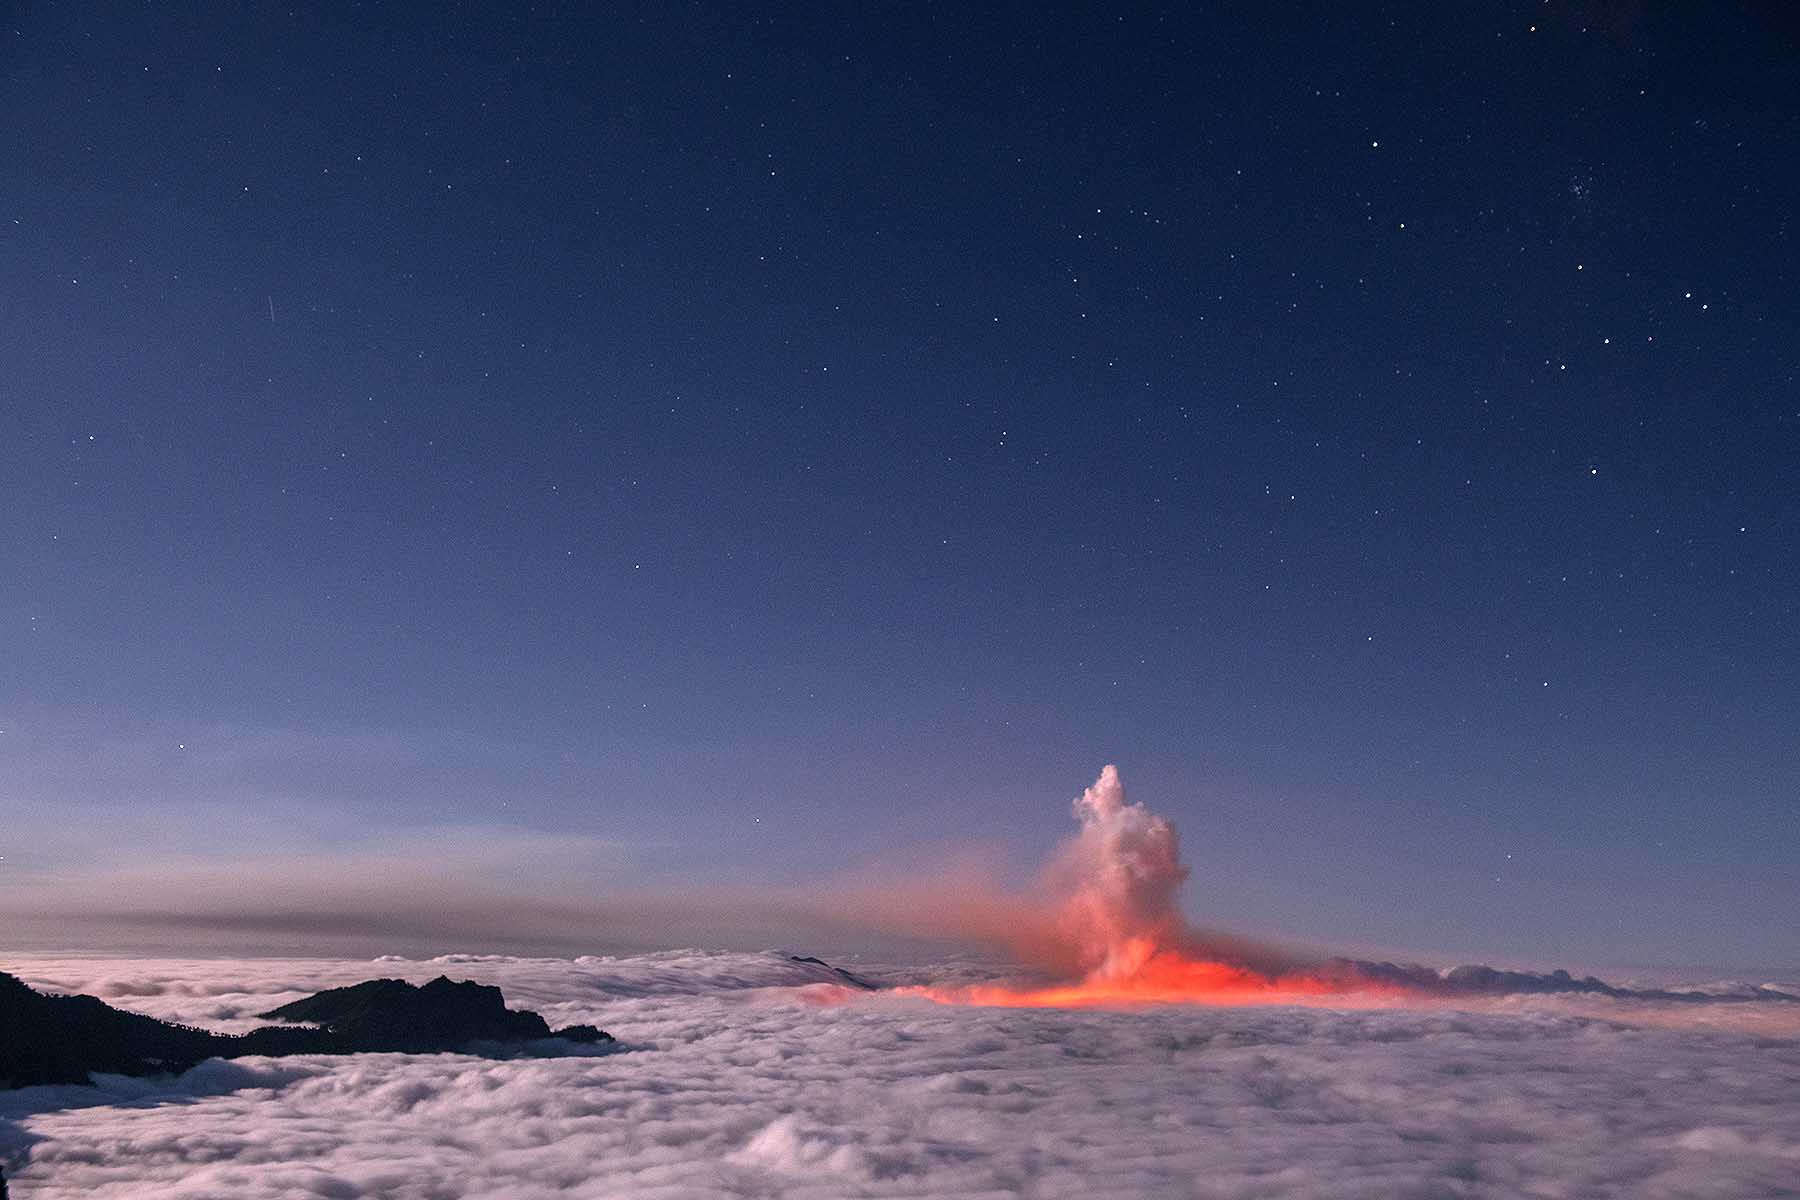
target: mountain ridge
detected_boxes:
[0,971,611,1090]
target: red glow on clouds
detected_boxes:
[910,937,1391,1009]
[906,766,1405,1010]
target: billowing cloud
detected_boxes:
[3,951,1799,1198]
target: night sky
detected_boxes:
[3,2,1795,967]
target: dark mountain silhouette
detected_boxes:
[788,955,878,991]
[257,976,610,1050]
[1327,959,1800,1003]
[0,971,610,1090]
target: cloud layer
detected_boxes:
[4,951,1799,1198]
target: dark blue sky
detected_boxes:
[3,2,1796,966]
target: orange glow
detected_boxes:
[891,769,1416,1012]
[908,937,1402,1010]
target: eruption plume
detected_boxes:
[1049,764,1187,979]
[914,766,1388,1008]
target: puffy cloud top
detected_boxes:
[2,950,1798,1198]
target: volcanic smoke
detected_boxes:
[914,766,1387,1008]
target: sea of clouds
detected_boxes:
[4,949,1800,1199]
